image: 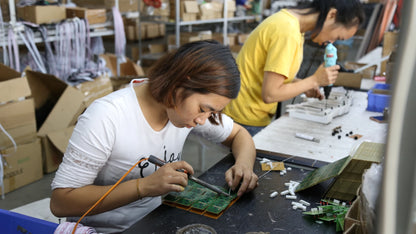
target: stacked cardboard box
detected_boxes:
[334,62,377,89]
[324,142,384,201]
[72,0,140,13]
[199,2,223,20]
[181,1,199,21]
[0,64,42,194]
[17,5,66,24]
[1,0,10,22]
[144,22,165,39]
[226,0,236,18]
[25,69,113,173]
[124,17,166,41]
[101,54,145,90]
[212,32,237,46]
[143,0,170,20]
[125,17,145,41]
[167,31,212,49]
[66,7,107,25]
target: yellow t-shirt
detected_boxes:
[223,9,304,126]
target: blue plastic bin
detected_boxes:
[0,209,58,234]
[367,83,391,112]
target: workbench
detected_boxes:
[124,90,385,233]
[254,91,388,164]
[124,154,337,233]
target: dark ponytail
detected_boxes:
[292,0,365,38]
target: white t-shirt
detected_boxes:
[51,79,234,233]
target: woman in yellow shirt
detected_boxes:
[223,0,365,136]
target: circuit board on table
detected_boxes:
[162,180,238,219]
[295,156,351,192]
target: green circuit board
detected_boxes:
[295,156,351,192]
[163,180,238,218]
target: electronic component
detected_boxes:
[163,180,238,219]
[269,191,279,198]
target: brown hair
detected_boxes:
[147,40,240,125]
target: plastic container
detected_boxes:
[0,209,58,234]
[367,84,391,112]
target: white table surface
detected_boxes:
[253,91,388,163]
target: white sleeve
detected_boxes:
[51,99,117,189]
[191,113,234,143]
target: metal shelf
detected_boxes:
[140,15,260,25]
[0,22,115,46]
[138,0,263,62]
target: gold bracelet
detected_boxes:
[136,178,141,199]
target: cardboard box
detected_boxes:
[148,44,166,54]
[25,70,113,173]
[144,22,161,38]
[124,17,146,40]
[334,62,377,89]
[43,126,75,174]
[17,5,66,24]
[76,75,114,107]
[167,31,212,46]
[237,33,249,45]
[0,64,37,149]
[101,54,145,77]
[381,31,399,74]
[66,7,107,25]
[72,0,139,12]
[199,2,222,20]
[181,1,199,21]
[212,32,237,46]
[1,139,42,194]
[100,54,145,90]
[324,142,384,201]
[1,1,10,22]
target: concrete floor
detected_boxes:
[0,133,230,221]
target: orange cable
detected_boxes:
[71,157,148,234]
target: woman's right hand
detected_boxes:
[313,63,340,87]
[138,161,194,197]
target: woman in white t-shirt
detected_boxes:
[50,40,258,233]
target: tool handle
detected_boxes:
[148,155,188,174]
[148,155,167,167]
[323,43,337,99]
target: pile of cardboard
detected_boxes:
[169,0,236,21]
[101,54,146,90]
[199,1,223,20]
[167,31,212,50]
[0,63,114,195]
[27,69,113,174]
[72,0,139,13]
[66,7,107,25]
[124,17,166,41]
[17,5,67,24]
[0,64,41,195]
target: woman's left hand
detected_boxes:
[225,163,258,197]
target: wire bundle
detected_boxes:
[54,221,97,234]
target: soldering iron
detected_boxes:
[148,155,230,196]
[323,43,338,107]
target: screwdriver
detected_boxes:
[323,43,337,108]
[148,155,230,196]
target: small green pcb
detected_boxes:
[162,180,238,218]
[302,199,349,232]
